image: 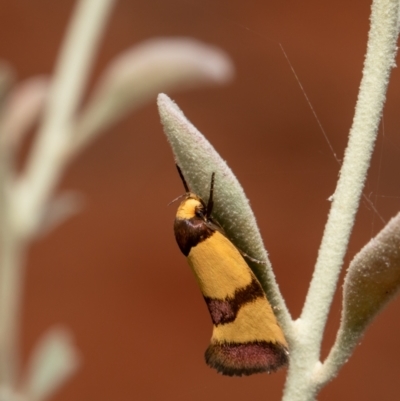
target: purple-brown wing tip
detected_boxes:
[205,341,289,376]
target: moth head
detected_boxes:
[176,194,207,220]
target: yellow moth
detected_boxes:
[173,166,288,376]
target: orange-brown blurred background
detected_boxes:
[1,1,400,400]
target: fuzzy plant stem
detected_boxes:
[0,0,115,391]
[0,213,26,388]
[0,98,30,392]
[14,0,115,239]
[282,0,400,400]
[0,119,26,388]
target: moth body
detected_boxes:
[173,169,288,376]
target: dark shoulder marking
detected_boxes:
[174,217,215,256]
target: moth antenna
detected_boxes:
[168,194,186,206]
[206,173,215,219]
[176,165,190,193]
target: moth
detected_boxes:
[173,166,288,376]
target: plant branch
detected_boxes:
[283,0,400,399]
[0,0,115,395]
[13,0,115,239]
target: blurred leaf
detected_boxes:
[73,37,234,153]
[0,76,49,149]
[38,191,84,237]
[20,327,80,401]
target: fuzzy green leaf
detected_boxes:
[342,212,400,334]
[316,212,400,387]
[157,93,291,328]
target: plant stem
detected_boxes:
[0,0,116,392]
[282,0,400,399]
[0,232,25,388]
[14,0,115,239]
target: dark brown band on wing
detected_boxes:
[205,340,289,376]
[204,277,265,326]
[174,217,215,256]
